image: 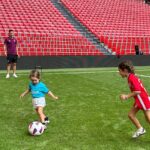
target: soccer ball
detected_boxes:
[28,121,45,136]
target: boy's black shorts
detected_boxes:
[7,55,18,64]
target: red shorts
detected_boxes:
[134,96,150,110]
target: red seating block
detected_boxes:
[61,0,150,55]
[0,0,103,56]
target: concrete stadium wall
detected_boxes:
[0,55,150,70]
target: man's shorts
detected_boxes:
[7,54,18,64]
[32,97,46,109]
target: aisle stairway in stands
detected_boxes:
[50,0,111,55]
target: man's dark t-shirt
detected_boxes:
[4,37,17,55]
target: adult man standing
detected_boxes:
[4,30,19,78]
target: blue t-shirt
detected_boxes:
[29,82,49,98]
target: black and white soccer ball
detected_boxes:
[28,121,45,136]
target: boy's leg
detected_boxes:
[36,106,46,123]
[128,106,141,129]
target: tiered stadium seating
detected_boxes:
[0,0,103,56]
[61,0,150,55]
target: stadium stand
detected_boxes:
[0,0,103,56]
[61,0,150,55]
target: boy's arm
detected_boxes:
[120,91,140,100]
[47,91,58,100]
[20,89,30,98]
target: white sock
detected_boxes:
[138,127,143,131]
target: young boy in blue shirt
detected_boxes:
[20,70,58,128]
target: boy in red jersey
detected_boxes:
[118,61,150,138]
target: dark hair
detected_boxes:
[29,69,40,79]
[9,29,13,33]
[118,61,135,74]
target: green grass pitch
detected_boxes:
[1,67,150,150]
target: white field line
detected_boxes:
[19,69,150,75]
[136,74,150,78]
[0,70,107,75]
[1,68,150,75]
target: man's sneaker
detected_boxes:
[44,117,50,124]
[13,73,18,78]
[6,74,10,79]
[132,127,146,138]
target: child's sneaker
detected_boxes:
[132,127,146,138]
[42,123,47,130]
[44,117,50,124]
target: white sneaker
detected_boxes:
[6,74,10,79]
[42,124,47,130]
[44,120,50,125]
[13,73,18,78]
[132,128,146,138]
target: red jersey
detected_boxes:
[128,73,150,110]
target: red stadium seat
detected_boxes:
[0,0,103,56]
[61,0,150,55]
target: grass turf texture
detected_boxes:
[0,67,150,150]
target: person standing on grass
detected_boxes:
[4,30,19,79]
[118,60,150,138]
[20,69,58,129]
